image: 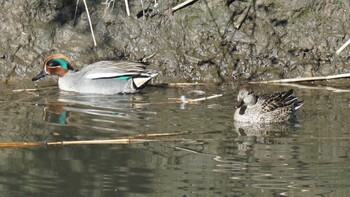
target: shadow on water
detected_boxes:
[0,84,350,196]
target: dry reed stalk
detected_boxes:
[47,138,157,145]
[0,139,156,149]
[266,82,350,93]
[249,73,350,84]
[0,130,221,149]
[112,132,186,139]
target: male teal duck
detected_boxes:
[234,86,303,123]
[32,54,158,94]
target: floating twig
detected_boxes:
[169,94,223,104]
[165,82,207,87]
[336,38,350,55]
[13,88,40,93]
[249,73,350,84]
[12,86,57,93]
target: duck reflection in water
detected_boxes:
[234,121,299,155]
[38,92,149,138]
[43,102,71,125]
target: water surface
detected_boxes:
[0,83,350,196]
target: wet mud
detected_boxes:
[0,0,349,84]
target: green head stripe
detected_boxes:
[52,58,69,70]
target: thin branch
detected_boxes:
[336,38,350,55]
[249,73,350,84]
[82,0,97,46]
[74,0,80,22]
[172,0,197,12]
[125,0,130,16]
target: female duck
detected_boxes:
[234,86,303,123]
[32,54,158,94]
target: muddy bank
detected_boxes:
[0,0,349,85]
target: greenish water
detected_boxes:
[1,83,350,196]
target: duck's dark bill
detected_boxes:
[32,70,46,81]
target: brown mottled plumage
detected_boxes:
[234,87,303,123]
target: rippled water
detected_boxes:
[1,82,350,196]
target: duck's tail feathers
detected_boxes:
[294,100,304,111]
[281,89,303,111]
[283,90,298,105]
[133,73,158,88]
